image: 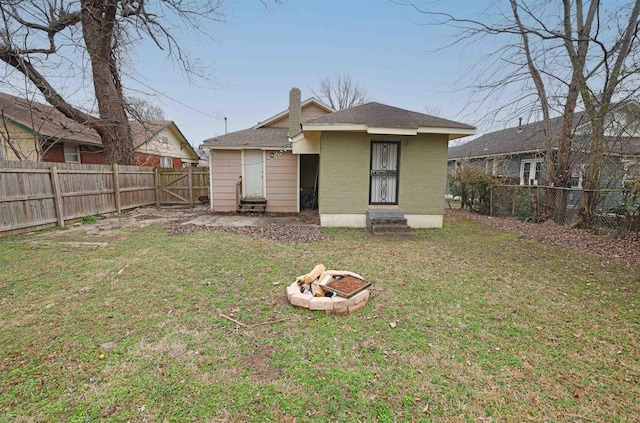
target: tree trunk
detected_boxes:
[572,115,605,228]
[81,0,134,165]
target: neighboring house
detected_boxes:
[0,92,199,167]
[448,107,640,189]
[201,88,476,228]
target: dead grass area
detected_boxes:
[170,223,327,242]
[447,208,640,267]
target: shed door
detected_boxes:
[370,141,400,204]
[244,150,264,198]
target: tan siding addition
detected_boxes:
[266,151,297,212]
[211,150,242,211]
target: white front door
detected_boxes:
[244,150,264,198]
[520,158,544,185]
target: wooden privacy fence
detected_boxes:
[0,160,209,238]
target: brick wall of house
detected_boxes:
[172,157,182,168]
[135,153,161,167]
[80,146,106,164]
[41,143,65,163]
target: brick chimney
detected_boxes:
[288,87,302,138]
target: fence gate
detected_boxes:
[156,167,209,206]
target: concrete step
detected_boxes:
[370,223,413,237]
[370,223,412,233]
[368,217,408,226]
[238,198,267,213]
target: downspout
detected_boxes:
[208,146,214,211]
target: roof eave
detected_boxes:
[205,145,292,151]
[302,123,477,138]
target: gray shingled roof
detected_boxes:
[448,113,587,159]
[305,102,475,130]
[202,127,289,149]
[202,101,475,149]
[0,92,102,145]
[0,92,188,150]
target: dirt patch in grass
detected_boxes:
[170,223,327,243]
[447,208,640,267]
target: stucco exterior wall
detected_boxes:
[399,134,449,215]
[211,150,242,211]
[319,132,371,215]
[136,126,198,164]
[265,151,297,212]
[0,122,39,161]
[319,132,450,225]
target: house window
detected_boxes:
[569,165,584,188]
[160,156,172,168]
[520,158,543,185]
[485,158,498,176]
[63,143,80,163]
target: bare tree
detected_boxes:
[399,0,640,225]
[126,97,166,121]
[312,73,369,110]
[0,0,226,164]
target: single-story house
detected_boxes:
[0,92,199,167]
[201,88,476,228]
[448,106,640,189]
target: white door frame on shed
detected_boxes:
[242,149,265,198]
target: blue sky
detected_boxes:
[124,0,495,148]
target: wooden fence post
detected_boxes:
[50,166,65,227]
[155,167,160,207]
[113,164,121,214]
[188,167,194,207]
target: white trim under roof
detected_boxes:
[205,146,292,151]
[252,98,335,129]
[302,123,476,140]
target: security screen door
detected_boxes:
[369,141,400,204]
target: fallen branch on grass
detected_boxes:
[219,313,246,327]
[219,313,286,328]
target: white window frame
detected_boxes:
[484,158,498,176]
[160,156,172,168]
[569,164,585,189]
[63,143,81,163]
[519,158,544,185]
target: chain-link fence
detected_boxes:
[489,185,640,233]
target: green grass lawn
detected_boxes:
[1,215,638,422]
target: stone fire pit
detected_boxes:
[286,264,371,314]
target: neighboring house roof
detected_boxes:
[0,92,102,145]
[0,92,197,157]
[450,106,640,160]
